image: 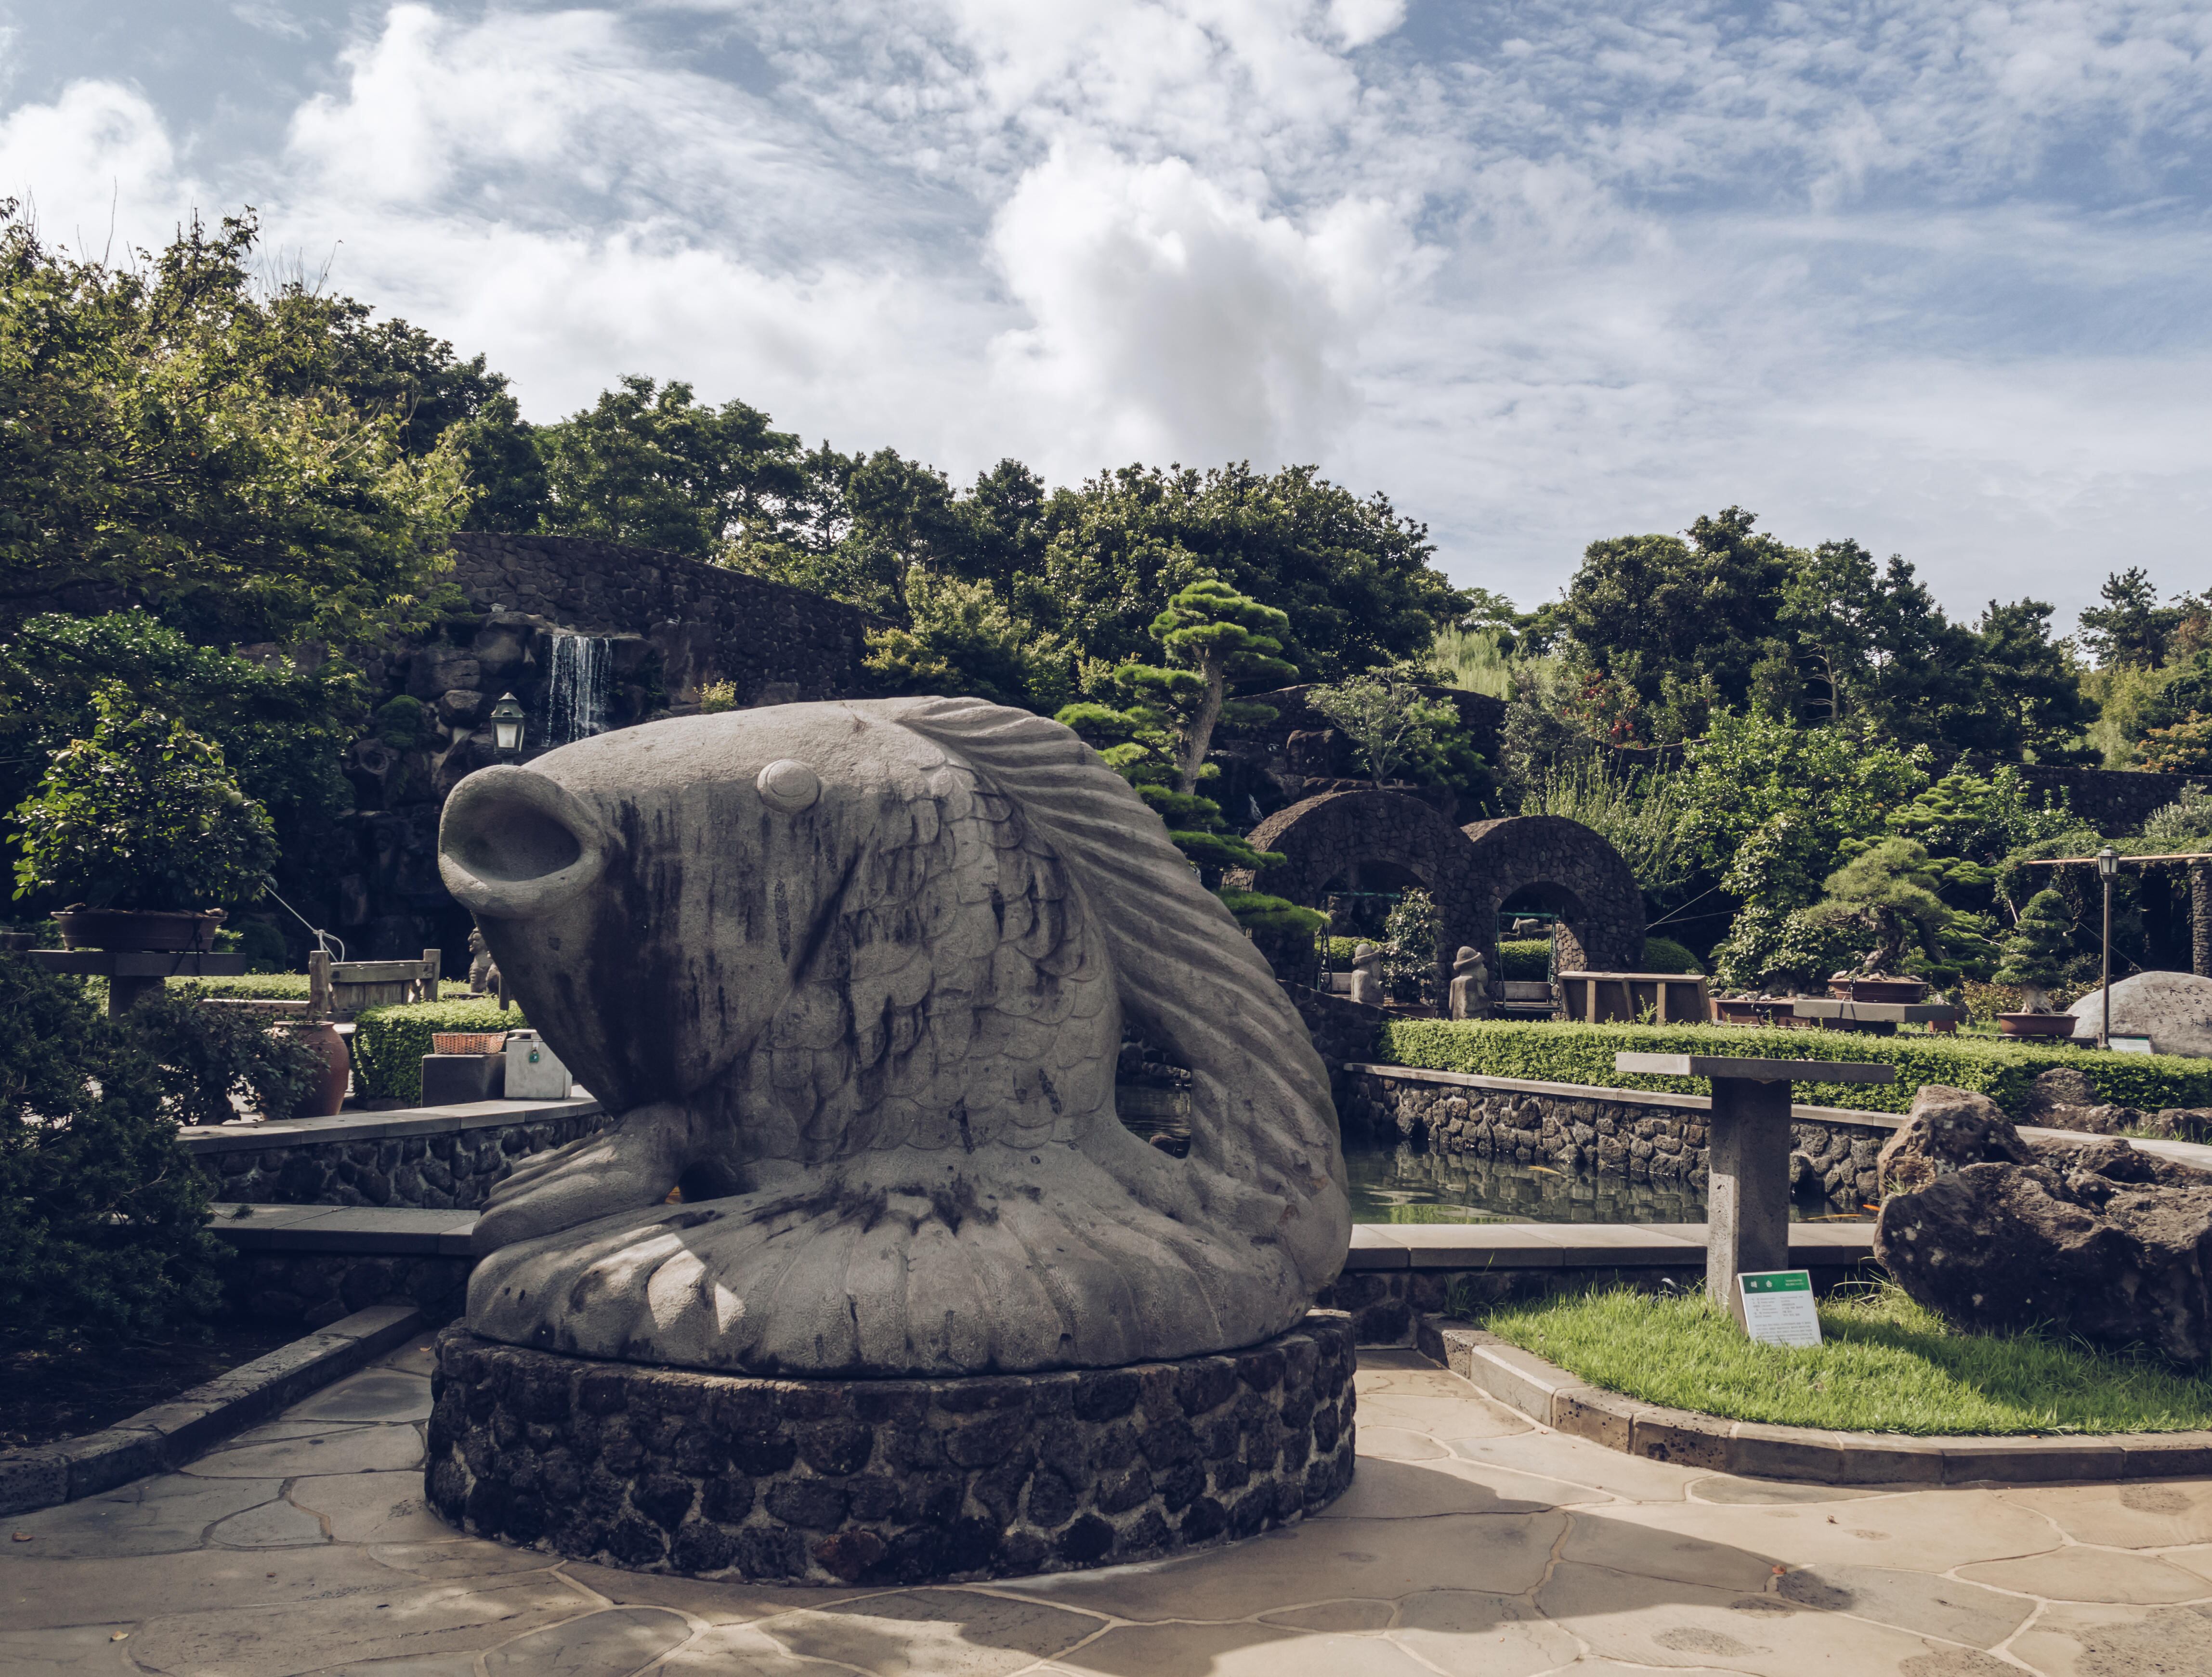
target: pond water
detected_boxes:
[1344,1141,1872,1225]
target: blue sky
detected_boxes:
[3,1,2207,623]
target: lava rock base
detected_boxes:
[425,1311,1357,1586]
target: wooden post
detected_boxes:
[1705,1076,1793,1316]
[309,948,332,1020]
[421,947,443,1003]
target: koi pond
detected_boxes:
[1343,1141,1872,1225]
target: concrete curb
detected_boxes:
[0,1304,424,1517]
[1432,1325,2212,1485]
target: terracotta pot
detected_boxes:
[54,907,226,953]
[1828,975,1929,1005]
[1997,1011,2078,1039]
[278,1020,352,1117]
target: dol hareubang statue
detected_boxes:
[437,696,1351,1378]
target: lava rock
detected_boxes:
[1876,1134,2212,1367]
[1875,1085,2036,1197]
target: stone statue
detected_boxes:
[437,697,1350,1378]
[1448,945,1491,1020]
[465,924,499,996]
[1347,941,1385,1007]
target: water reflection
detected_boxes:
[1345,1141,1870,1225]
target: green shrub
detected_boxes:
[1638,936,1704,975]
[1376,1018,2212,1117]
[1497,938,1551,981]
[1325,936,1361,963]
[0,956,229,1349]
[167,974,476,1001]
[131,990,321,1126]
[374,695,429,748]
[353,998,525,1103]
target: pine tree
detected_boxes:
[1994,888,2074,1012]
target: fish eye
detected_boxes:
[756,758,821,814]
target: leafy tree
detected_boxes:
[0,205,470,647]
[0,957,229,1349]
[11,686,278,912]
[536,375,807,559]
[1959,598,2099,761]
[2138,714,2212,774]
[1557,507,1793,741]
[2134,651,2212,742]
[2078,568,2188,669]
[1809,838,1953,977]
[862,567,1074,713]
[1994,888,2075,1012]
[1308,672,1462,790]
[1521,759,1696,895]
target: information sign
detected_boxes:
[1736,1270,1821,1347]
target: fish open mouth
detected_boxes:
[439,765,614,920]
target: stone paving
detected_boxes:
[5,1342,2210,1676]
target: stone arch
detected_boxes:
[1460,815,1645,979]
[1230,791,1487,1002]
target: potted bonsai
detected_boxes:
[1993,887,2079,1037]
[10,686,278,952]
[1811,839,1946,1004]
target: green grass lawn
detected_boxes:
[1478,1284,2212,1435]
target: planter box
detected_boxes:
[420,1053,507,1105]
[54,907,224,952]
[1828,977,1929,1005]
[1997,1012,2079,1039]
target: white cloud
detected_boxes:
[1,0,2208,618]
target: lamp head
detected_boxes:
[490,692,526,758]
[2096,845,2120,880]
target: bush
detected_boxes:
[353,998,525,1103]
[0,957,229,1348]
[1639,936,1704,975]
[11,685,277,911]
[130,990,322,1127]
[1497,938,1551,981]
[1376,1017,2212,1117]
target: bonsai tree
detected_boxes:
[11,685,277,913]
[1995,888,2074,1013]
[1809,837,1951,977]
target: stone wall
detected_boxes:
[185,1107,615,1209]
[425,1315,1358,1586]
[443,533,881,707]
[1286,983,1385,1112]
[1343,1067,1890,1206]
[225,1250,474,1331]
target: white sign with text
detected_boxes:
[1737,1270,1822,1347]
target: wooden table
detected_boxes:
[26,949,249,1016]
[1615,1053,1897,1318]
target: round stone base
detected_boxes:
[425,1311,1357,1586]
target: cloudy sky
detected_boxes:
[3,2,2207,622]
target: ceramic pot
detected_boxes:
[279,1020,352,1117]
[54,907,226,953]
[1997,1011,2078,1039]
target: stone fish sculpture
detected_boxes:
[437,696,1351,1378]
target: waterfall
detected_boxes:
[547,635,611,746]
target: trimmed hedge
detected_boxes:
[1639,936,1704,975]
[1497,939,1550,981]
[352,999,525,1104]
[167,974,477,1001]
[1376,1018,2212,1118]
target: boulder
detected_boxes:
[1875,1085,2035,1197]
[2020,1066,2098,1122]
[1876,1138,2212,1366]
[2065,971,2212,1056]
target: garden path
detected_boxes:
[4,1339,2208,1676]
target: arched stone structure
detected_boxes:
[1232,792,1490,1002]
[1230,794,1646,1010]
[1460,815,1645,979]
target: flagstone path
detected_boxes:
[5,1339,2208,1675]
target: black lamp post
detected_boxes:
[490,692,526,760]
[2096,845,2120,1049]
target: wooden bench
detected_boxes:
[308,949,442,1021]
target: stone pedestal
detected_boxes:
[426,1312,1357,1587]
